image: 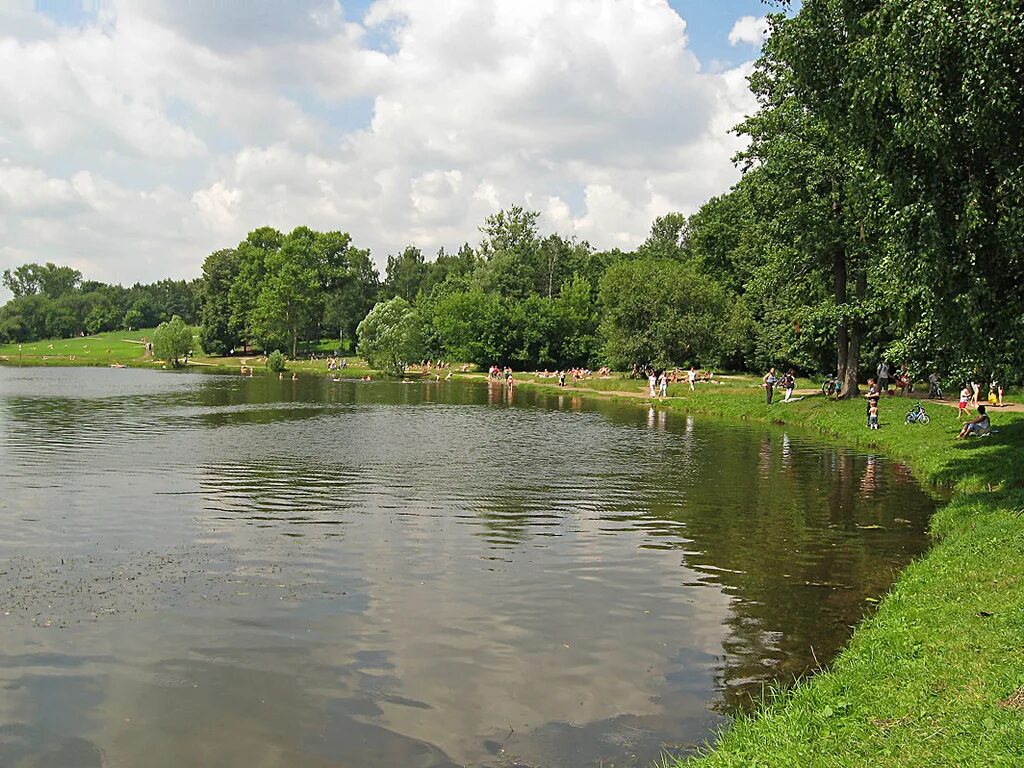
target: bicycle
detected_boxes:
[821,374,841,399]
[905,402,930,425]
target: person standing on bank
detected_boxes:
[877,361,890,394]
[763,367,777,405]
[865,377,881,428]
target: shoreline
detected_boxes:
[2,362,1020,764]
[508,375,1024,766]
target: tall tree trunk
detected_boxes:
[841,265,867,398]
[292,329,298,359]
[833,244,854,396]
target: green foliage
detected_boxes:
[266,349,286,372]
[250,226,322,357]
[0,263,198,345]
[769,0,1024,379]
[636,212,689,261]
[198,248,241,356]
[356,297,423,376]
[152,315,194,367]
[2,262,82,299]
[428,285,508,366]
[599,259,729,369]
[384,245,427,302]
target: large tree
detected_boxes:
[228,226,284,347]
[198,248,240,355]
[773,0,1024,379]
[383,246,427,303]
[736,12,885,396]
[251,227,322,358]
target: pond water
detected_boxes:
[0,367,937,768]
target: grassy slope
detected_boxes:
[0,329,160,366]
[513,375,1024,767]
[0,331,380,376]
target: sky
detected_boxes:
[0,0,780,293]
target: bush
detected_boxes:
[152,315,194,367]
[267,349,286,372]
[356,298,424,376]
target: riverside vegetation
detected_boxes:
[1,0,1022,764]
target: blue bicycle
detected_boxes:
[905,402,930,425]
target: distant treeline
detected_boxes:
[188,207,755,371]
[0,262,199,341]
[2,2,1021,393]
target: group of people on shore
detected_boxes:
[644,366,715,397]
[488,365,516,390]
[769,363,1003,436]
[761,368,800,404]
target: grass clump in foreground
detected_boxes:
[517,376,1024,767]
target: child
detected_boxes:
[958,385,972,420]
[869,401,879,430]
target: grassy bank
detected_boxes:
[513,375,1024,766]
[0,329,160,366]
[0,330,382,377]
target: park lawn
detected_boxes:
[0,328,160,366]
[516,377,1024,767]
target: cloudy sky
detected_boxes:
[0,0,776,292]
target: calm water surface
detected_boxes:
[0,368,936,767]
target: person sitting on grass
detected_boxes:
[957,405,992,439]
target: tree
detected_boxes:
[356,298,423,376]
[685,187,759,296]
[152,315,194,367]
[636,213,689,262]
[2,263,81,298]
[322,243,379,350]
[550,275,600,366]
[777,0,1024,378]
[429,287,509,366]
[422,244,479,295]
[383,246,427,302]
[599,259,729,370]
[251,227,321,357]
[228,226,284,346]
[476,206,543,299]
[198,248,241,355]
[734,12,884,395]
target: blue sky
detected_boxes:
[668,0,779,66]
[36,0,780,69]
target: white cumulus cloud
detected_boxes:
[0,0,760,291]
[728,15,770,47]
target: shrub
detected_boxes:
[267,349,286,372]
[152,315,194,367]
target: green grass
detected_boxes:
[0,331,379,376]
[0,329,160,366]
[513,377,1024,767]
